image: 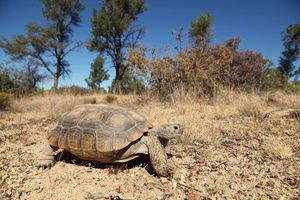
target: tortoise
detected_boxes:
[37,104,184,177]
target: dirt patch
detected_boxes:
[1,103,300,199]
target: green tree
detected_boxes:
[258,61,283,90]
[189,13,213,46]
[278,22,300,84]
[0,65,17,93]
[0,0,84,90]
[85,55,109,90]
[89,0,145,93]
[121,69,145,94]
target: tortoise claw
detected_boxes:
[36,159,54,169]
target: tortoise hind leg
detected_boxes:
[36,145,57,168]
[142,136,170,177]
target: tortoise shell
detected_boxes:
[47,104,153,162]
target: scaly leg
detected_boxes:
[142,136,170,177]
[36,145,57,168]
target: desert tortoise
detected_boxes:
[37,104,183,177]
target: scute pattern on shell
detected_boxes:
[47,104,153,162]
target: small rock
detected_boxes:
[160,177,168,184]
[130,173,135,178]
[86,192,106,199]
[86,168,93,173]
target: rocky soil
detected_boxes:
[0,107,300,200]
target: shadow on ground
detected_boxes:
[53,151,159,176]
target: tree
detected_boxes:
[278,22,300,84]
[13,60,48,92]
[189,13,213,46]
[85,55,109,90]
[0,65,17,93]
[89,0,145,93]
[258,62,282,91]
[0,61,47,95]
[0,0,84,90]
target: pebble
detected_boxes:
[160,177,168,184]
[86,168,93,173]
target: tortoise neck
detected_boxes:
[147,126,163,136]
[146,130,169,147]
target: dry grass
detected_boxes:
[11,92,138,119]
[287,109,300,119]
[264,139,293,159]
[83,97,97,104]
[8,90,300,143]
[266,91,300,109]
[2,89,300,199]
[236,93,267,118]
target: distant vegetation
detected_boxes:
[85,55,109,91]
[0,0,299,108]
[0,92,11,110]
[89,0,146,93]
[278,22,300,84]
[0,0,84,90]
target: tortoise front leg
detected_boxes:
[142,136,170,177]
[36,145,57,168]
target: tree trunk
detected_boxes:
[53,76,59,91]
[112,63,124,94]
[112,76,123,94]
[53,59,62,92]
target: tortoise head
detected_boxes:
[148,124,184,139]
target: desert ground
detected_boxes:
[0,90,300,199]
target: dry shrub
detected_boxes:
[127,38,269,99]
[0,92,11,110]
[128,44,233,99]
[103,95,118,103]
[264,139,293,159]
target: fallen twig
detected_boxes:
[176,181,202,193]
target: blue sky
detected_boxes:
[0,0,299,89]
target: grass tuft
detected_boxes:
[237,94,266,118]
[103,95,118,103]
[264,140,293,159]
[84,97,97,104]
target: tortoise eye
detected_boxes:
[174,126,178,130]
